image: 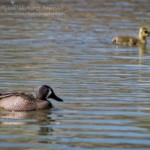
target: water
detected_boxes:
[0,0,150,149]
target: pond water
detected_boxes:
[0,0,150,149]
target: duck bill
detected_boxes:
[49,92,63,102]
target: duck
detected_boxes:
[112,27,150,46]
[0,85,63,111]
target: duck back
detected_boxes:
[112,35,139,46]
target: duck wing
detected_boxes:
[0,92,20,99]
[0,92,36,102]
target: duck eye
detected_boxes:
[144,31,148,34]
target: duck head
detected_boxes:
[36,85,63,102]
[139,27,150,39]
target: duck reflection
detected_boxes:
[138,45,147,64]
[139,45,147,55]
[0,109,54,126]
[38,126,54,136]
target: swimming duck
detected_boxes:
[0,85,63,111]
[112,27,150,46]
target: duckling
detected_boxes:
[112,27,150,46]
[0,85,63,111]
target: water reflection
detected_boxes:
[0,110,53,125]
[138,45,147,64]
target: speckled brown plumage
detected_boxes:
[0,85,63,111]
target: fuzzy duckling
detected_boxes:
[112,27,150,46]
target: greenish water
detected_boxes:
[0,0,150,149]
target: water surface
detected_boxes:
[0,0,150,149]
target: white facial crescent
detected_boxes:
[46,89,52,99]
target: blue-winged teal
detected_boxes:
[0,85,63,111]
[112,27,150,46]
